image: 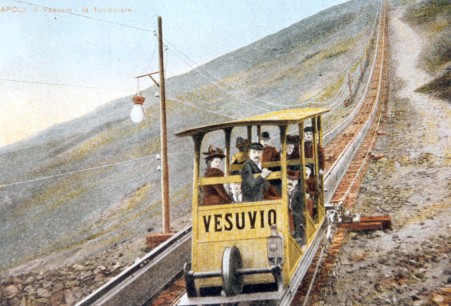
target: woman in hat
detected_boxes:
[202,145,232,205]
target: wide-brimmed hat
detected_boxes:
[235,137,250,149]
[287,170,300,180]
[202,145,226,160]
[261,131,271,140]
[249,142,264,151]
[287,135,300,144]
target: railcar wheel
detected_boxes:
[222,246,243,296]
[183,262,197,297]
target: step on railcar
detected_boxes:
[176,108,330,305]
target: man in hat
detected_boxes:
[286,135,301,171]
[261,131,281,193]
[260,131,280,163]
[304,126,325,175]
[287,170,305,242]
[231,136,249,165]
[240,142,273,202]
[202,145,232,205]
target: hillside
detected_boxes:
[0,0,381,274]
[403,0,451,100]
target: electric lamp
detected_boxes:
[131,95,145,123]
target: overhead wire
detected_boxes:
[164,38,282,109]
[0,78,130,92]
[168,97,236,120]
[163,39,271,112]
[0,152,186,189]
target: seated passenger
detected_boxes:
[202,145,232,205]
[261,131,281,193]
[231,137,250,165]
[304,126,325,175]
[229,182,243,203]
[287,170,305,242]
[305,164,318,218]
[286,135,300,171]
[305,165,318,199]
[241,142,278,202]
[261,131,280,163]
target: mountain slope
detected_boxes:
[0,0,381,272]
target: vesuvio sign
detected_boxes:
[201,209,277,233]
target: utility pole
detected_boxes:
[158,16,170,235]
[133,17,172,247]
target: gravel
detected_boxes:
[320,6,451,306]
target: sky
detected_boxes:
[0,0,348,148]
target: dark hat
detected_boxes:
[287,170,300,180]
[249,142,264,151]
[261,131,271,140]
[202,145,226,160]
[304,126,313,133]
[235,136,250,149]
[287,135,300,144]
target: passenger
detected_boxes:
[231,137,250,165]
[304,126,325,175]
[229,182,243,203]
[305,164,318,218]
[241,142,278,202]
[202,145,232,206]
[287,135,300,160]
[261,131,280,163]
[287,170,305,242]
[286,135,300,171]
[261,131,281,193]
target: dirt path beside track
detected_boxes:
[320,7,451,306]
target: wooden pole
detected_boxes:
[224,128,232,176]
[247,126,252,143]
[158,16,170,234]
[257,125,262,142]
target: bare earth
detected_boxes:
[321,7,451,306]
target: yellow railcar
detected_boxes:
[177,108,330,305]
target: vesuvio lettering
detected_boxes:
[203,210,277,233]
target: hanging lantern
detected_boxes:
[132,95,145,105]
[130,79,146,123]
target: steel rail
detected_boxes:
[75,226,191,306]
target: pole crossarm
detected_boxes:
[136,72,161,87]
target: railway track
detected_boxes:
[293,5,390,304]
[77,2,389,305]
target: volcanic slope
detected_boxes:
[0,0,380,273]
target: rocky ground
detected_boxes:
[320,7,450,306]
[0,215,193,306]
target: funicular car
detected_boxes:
[176,108,330,305]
